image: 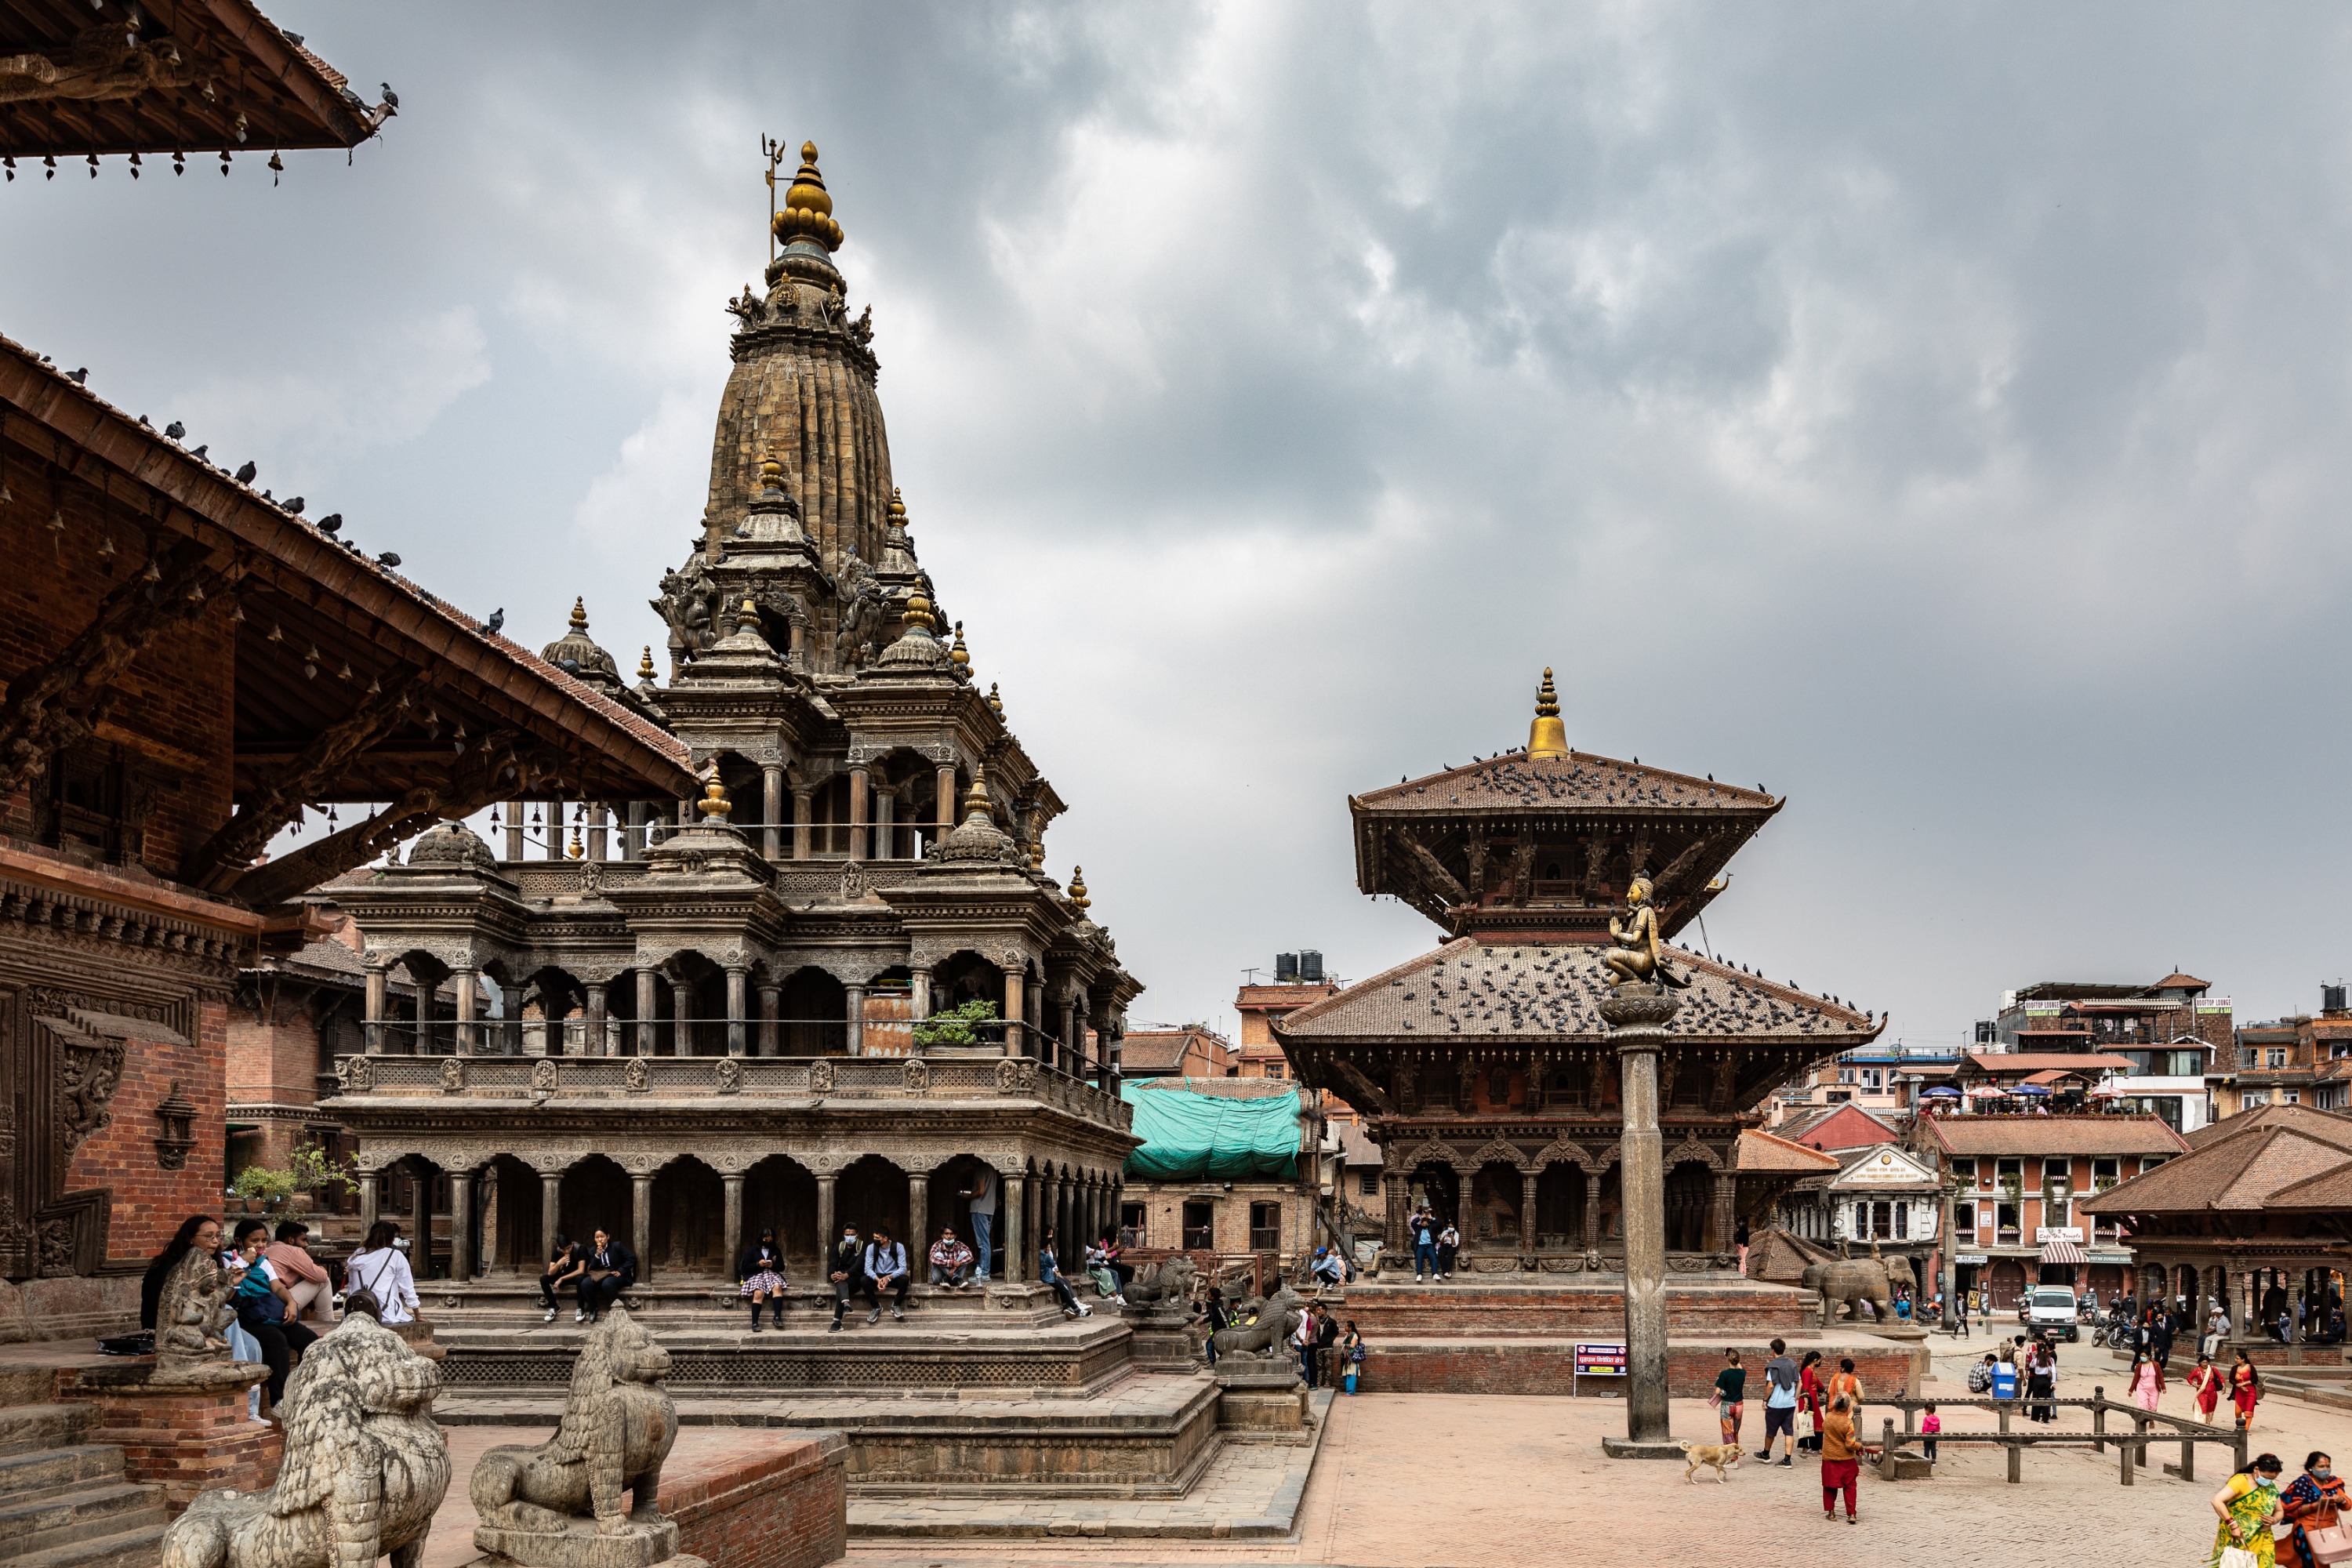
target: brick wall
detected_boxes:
[67,996,230,1265]
[59,1363,281,1513]
[655,1431,847,1568]
[1125,1181,1318,1261]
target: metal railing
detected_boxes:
[1873,1390,2245,1486]
[358,1015,1099,1065]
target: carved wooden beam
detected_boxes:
[1396,831,1469,906]
[0,541,227,801]
[181,668,427,890]
[231,732,565,908]
[1324,1053,1396,1117]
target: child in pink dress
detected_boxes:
[1921,1403,1940,1463]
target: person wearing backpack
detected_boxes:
[228,1218,314,1412]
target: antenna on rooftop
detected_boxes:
[761,134,789,265]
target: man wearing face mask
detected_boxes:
[860,1225,911,1324]
[829,1222,866,1333]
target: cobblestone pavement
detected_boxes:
[845,1339,2352,1567]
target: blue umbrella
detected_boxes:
[2010,1083,2053,1096]
[1919,1086,1962,1098]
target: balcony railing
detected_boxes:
[327,1045,1134,1130]
[361,1014,1093,1064]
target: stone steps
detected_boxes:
[0,1368,166,1568]
[0,1411,94,1463]
[0,1525,166,1568]
[0,1483,166,1561]
[0,1450,124,1508]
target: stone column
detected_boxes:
[1584,1169,1603,1253]
[722,1173,744,1281]
[1521,1169,1541,1265]
[1708,1169,1737,1256]
[816,1174,837,1258]
[726,966,749,1058]
[1385,1161,1406,1256]
[910,968,932,1025]
[1602,985,1681,1458]
[412,981,431,1056]
[936,764,956,834]
[1063,997,1082,1076]
[1027,978,1047,1066]
[448,1171,474,1281]
[876,790,895,861]
[1002,966,1025,1057]
[847,983,866,1056]
[454,967,478,1055]
[586,804,609,862]
[411,1168,434,1280]
[1004,1174,1028,1283]
[792,787,812,860]
[622,803,644,861]
[631,1173,654,1283]
[848,764,869,861]
[585,986,608,1058]
[636,967,657,1057]
[762,764,785,862]
[540,1171,562,1261]
[505,800,526,862]
[357,1169,379,1232]
[364,962,387,1054]
[672,976,694,1058]
[908,1171,930,1251]
[758,982,781,1056]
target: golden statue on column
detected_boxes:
[1601,873,1689,992]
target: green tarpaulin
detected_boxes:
[1120,1080,1301,1181]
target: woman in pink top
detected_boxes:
[2132,1351,2165,1413]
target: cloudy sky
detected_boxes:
[10,4,2352,1047]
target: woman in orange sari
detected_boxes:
[2234,1350,2265,1432]
[2280,1451,2348,1568]
[2191,1355,2225,1424]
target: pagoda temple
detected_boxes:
[1276,670,1882,1283]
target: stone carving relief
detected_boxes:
[714,1058,742,1094]
[440,1058,466,1094]
[623,1058,649,1092]
[153,1246,237,1381]
[809,1059,835,1094]
[840,862,866,900]
[993,1058,1019,1094]
[579,860,604,897]
[342,1054,376,1093]
[901,1058,929,1093]
[530,1059,558,1094]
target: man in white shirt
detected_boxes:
[1762,1338,1801,1466]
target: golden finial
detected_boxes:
[961,764,994,824]
[759,451,786,492]
[950,620,970,673]
[568,596,589,632]
[1069,866,1090,910]
[566,825,583,859]
[771,140,844,252]
[639,645,657,681]
[887,487,907,522]
[738,595,760,633]
[986,681,1003,716]
[1029,837,1045,872]
[902,587,937,634]
[1527,666,1568,760]
[700,772,733,821]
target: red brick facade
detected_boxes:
[64,996,231,1265]
[666,1432,848,1568]
[58,1363,281,1513]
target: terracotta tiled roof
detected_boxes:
[1737,1130,1841,1174]
[2080,1127,2352,1214]
[1119,1031,1223,1073]
[1131,1075,1294,1100]
[2183,1102,2352,1152]
[1962,1052,2136,1076]
[1918,1116,2190,1159]
[1354,751,1777,815]
[2154,972,2212,990]
[1788,1103,1901,1151]
[1273,935,1879,1043]
[2020,1069,2084,1086]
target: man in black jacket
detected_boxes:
[829,1222,865,1332]
[578,1228,637,1324]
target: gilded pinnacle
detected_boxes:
[760,452,786,492]
[1069,866,1090,910]
[771,140,844,252]
[962,765,995,825]
[986,681,1002,716]
[569,597,589,632]
[1527,666,1568,760]
[700,773,733,822]
[950,621,970,672]
[638,646,657,681]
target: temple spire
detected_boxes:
[771,140,844,252]
[1527,667,1567,760]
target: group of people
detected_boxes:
[138,1212,425,1421]
[1404,1206,1461,1282]
[2210,1451,2347,1568]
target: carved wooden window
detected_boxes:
[1549,1065,1587,1109]
[1247,1201,1281,1253]
[1180,1199,1214,1251]
[1358,1169,1380,1196]
[40,748,127,861]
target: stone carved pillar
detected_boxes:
[672,976,693,1058]
[454,968,478,1055]
[1002,967,1025,1057]
[364,962,387,1054]
[636,967,657,1057]
[411,1170,434,1281]
[585,987,608,1058]
[357,1169,379,1232]
[848,764,869,861]
[1583,1170,1602,1253]
[758,983,781,1056]
[1004,1174,1027,1284]
[876,789,895,861]
[726,966,749,1058]
[816,1174,837,1258]
[1708,1169,1737,1257]
[910,968,931,1026]
[1602,985,1680,1457]
[1521,1169,1541,1264]
[847,983,866,1057]
[540,1171,562,1262]
[1385,1161,1406,1257]
[792,787,812,860]
[762,764,785,862]
[908,1171,929,1251]
[722,1172,744,1282]
[631,1173,654,1283]
[448,1171,474,1281]
[936,764,956,837]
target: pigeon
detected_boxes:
[234,460,256,484]
[485,608,504,634]
[380,82,399,110]
[378,552,401,568]
[283,496,303,514]
[165,420,184,440]
[283,30,303,44]
[339,85,365,111]
[191,445,208,462]
[317,514,342,535]
[139,416,152,428]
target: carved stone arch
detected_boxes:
[352,1143,426,1177]
[1395,1138,1463,1174]
[615,1151,666,1177]
[1530,1139,1591,1171]
[1581,1140,1621,1174]
[1664,1137,1722,1171]
[1468,1138,1531,1173]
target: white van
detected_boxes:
[2016,1285,2083,1341]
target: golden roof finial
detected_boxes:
[902,586,937,634]
[566,825,584,859]
[888,487,906,521]
[986,681,1003,716]
[1069,866,1090,911]
[699,772,733,822]
[1527,666,1568,760]
[950,620,970,672]
[639,645,657,681]
[1029,837,1045,872]
[962,764,994,825]
[759,451,786,492]
[738,596,760,633]
[568,596,589,632]
[771,140,844,252]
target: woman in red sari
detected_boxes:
[2233,1350,2265,1432]
[2190,1355,2224,1424]
[1797,1350,1826,1454]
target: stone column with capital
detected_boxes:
[726,966,749,1058]
[792,787,812,860]
[1521,1169,1541,1267]
[631,1173,654,1283]
[364,962,387,1054]
[876,789,895,861]
[722,1172,744,1281]
[763,764,785,862]
[1002,967,1025,1057]
[935,764,956,838]
[846,983,866,1056]
[908,1171,930,1252]
[672,976,693,1058]
[1004,1174,1028,1283]
[454,967,478,1055]
[540,1171,562,1262]
[358,1170,379,1233]
[412,1170,435,1280]
[448,1171,474,1280]
[758,982,781,1056]
[1708,1169,1737,1257]
[816,1174,837,1259]
[1385,1161,1406,1258]
[1602,984,1682,1459]
[635,967,658,1057]
[848,764,869,860]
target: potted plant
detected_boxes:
[228,1146,359,1215]
[230,1163,303,1212]
[912,999,1000,1051]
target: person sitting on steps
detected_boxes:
[861,1225,911,1324]
[828,1221,866,1332]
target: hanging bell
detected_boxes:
[267,150,282,186]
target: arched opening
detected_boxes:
[1407,1162,1458,1229]
[931,1154,1000,1276]
[524,967,584,1058]
[929,953,1004,1047]
[559,1154,631,1256]
[485,1153,543,1272]
[863,965,914,1057]
[650,1156,724,1275]
[809,773,853,857]
[1535,1162,1586,1249]
[383,1153,447,1279]
[1664,1161,1711,1253]
[779,966,848,1054]
[1468,1161,1523,1250]
[837,1153,909,1250]
[389,951,449,1055]
[743,1153,819,1271]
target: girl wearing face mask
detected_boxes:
[2281,1452,2348,1568]
[2211,1454,2286,1567]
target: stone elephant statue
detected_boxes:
[1802,1256,1896,1325]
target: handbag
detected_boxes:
[2220,1547,2260,1568]
[2304,1523,2352,1565]
[1800,1410,1819,1438]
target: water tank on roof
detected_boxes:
[2325,983,2347,1016]
[1299,949,1324,982]
[1275,953,1298,982]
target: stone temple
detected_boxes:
[325,143,1144,1316]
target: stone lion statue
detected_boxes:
[154,1245,238,1381]
[162,1314,448,1568]
[1209,1287,1307,1362]
[470,1307,677,1536]
[1125,1255,1198,1307]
